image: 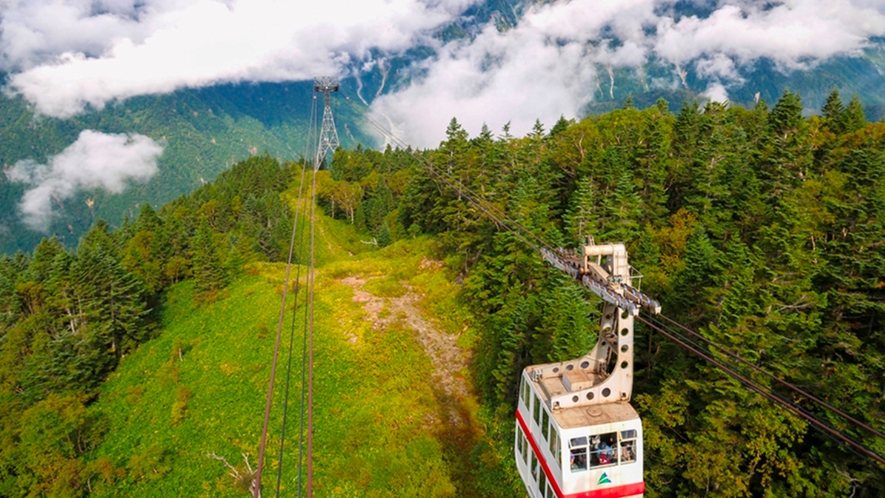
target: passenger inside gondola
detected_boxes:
[588,432,618,466]
[570,449,587,471]
[599,436,614,464]
[569,437,588,471]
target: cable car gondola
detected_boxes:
[515,240,658,498]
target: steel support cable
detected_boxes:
[254,151,310,498]
[274,97,319,497]
[296,271,310,498]
[640,316,882,468]
[273,167,308,497]
[637,315,885,467]
[642,314,885,468]
[255,94,319,498]
[294,95,320,498]
[655,313,885,443]
[305,158,319,497]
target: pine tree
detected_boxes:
[535,275,597,362]
[601,171,642,243]
[843,94,866,133]
[530,118,545,139]
[477,123,493,144]
[28,237,65,284]
[767,89,803,137]
[376,223,392,248]
[73,245,148,354]
[760,90,811,202]
[635,104,673,225]
[564,176,597,244]
[655,97,669,115]
[549,115,570,137]
[0,255,20,327]
[670,100,702,206]
[670,227,720,320]
[190,219,229,294]
[444,117,468,149]
[821,88,845,134]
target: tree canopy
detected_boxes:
[1,92,884,496]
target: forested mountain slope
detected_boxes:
[0,81,373,255]
[1,90,884,496]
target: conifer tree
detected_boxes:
[760,90,811,202]
[530,118,545,139]
[564,176,597,244]
[535,276,596,362]
[191,219,229,294]
[28,237,64,284]
[71,242,148,363]
[0,256,20,327]
[821,88,846,133]
[549,115,570,137]
[635,104,673,225]
[601,171,642,243]
[843,94,867,133]
[767,89,804,136]
[670,227,719,319]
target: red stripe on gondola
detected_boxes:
[516,409,645,498]
[565,482,646,498]
[516,408,564,497]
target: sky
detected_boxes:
[3,0,885,228]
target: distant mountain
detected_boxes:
[357,0,885,120]
[580,43,885,120]
[0,81,373,254]
[489,2,882,116]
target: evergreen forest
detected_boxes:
[0,88,883,497]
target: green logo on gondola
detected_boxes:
[598,473,612,485]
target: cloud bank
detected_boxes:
[5,130,164,231]
[2,0,885,147]
[2,0,479,117]
[372,0,885,146]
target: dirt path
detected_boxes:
[338,275,470,402]
[338,274,481,493]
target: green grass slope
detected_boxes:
[85,209,511,496]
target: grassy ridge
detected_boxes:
[85,205,505,496]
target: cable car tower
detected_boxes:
[314,76,340,169]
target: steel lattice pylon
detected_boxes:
[314,76,340,170]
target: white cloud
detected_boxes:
[3,0,885,146]
[370,0,659,147]
[0,0,149,70]
[701,81,729,103]
[6,130,164,231]
[695,53,742,82]
[653,1,885,68]
[2,0,480,117]
[369,0,885,147]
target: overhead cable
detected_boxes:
[638,315,885,468]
